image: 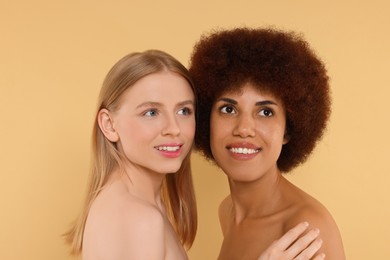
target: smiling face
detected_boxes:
[210,83,289,182]
[100,71,195,175]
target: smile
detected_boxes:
[155,145,181,152]
[229,147,260,154]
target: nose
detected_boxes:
[161,114,181,136]
[233,114,256,138]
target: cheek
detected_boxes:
[210,117,229,153]
[210,113,227,135]
[182,118,196,138]
[120,119,156,142]
[258,122,286,146]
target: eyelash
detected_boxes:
[259,108,274,117]
[143,109,159,117]
[219,105,236,114]
[219,105,274,117]
[178,107,193,116]
[143,107,193,117]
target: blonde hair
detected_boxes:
[64,50,198,254]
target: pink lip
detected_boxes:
[154,143,183,158]
[227,142,260,149]
[226,142,261,161]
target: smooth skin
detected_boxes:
[82,72,328,259]
[259,222,325,260]
[212,84,345,259]
[82,71,195,260]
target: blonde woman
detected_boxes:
[65,50,197,259]
[65,50,324,259]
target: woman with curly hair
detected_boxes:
[190,28,345,259]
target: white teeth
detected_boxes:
[230,147,259,154]
[156,146,180,152]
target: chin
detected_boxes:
[223,168,261,183]
[157,163,183,174]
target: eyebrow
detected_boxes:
[216,97,278,106]
[255,100,278,106]
[177,100,195,107]
[136,100,194,109]
[136,101,162,109]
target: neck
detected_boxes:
[111,162,166,208]
[228,166,286,222]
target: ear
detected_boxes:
[97,108,119,142]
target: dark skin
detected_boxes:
[211,85,345,259]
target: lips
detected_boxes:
[229,147,259,154]
[154,143,184,158]
[155,145,181,152]
[226,142,261,159]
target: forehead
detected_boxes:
[124,71,194,100]
[219,82,280,100]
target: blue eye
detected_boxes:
[220,106,236,114]
[259,108,273,117]
[144,109,158,117]
[178,107,192,115]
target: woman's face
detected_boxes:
[108,71,195,175]
[210,83,288,182]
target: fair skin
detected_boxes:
[82,71,195,260]
[212,84,345,259]
[82,72,326,259]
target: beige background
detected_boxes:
[1,0,389,259]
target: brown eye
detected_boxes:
[259,108,273,117]
[220,105,236,114]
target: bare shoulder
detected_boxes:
[218,195,232,236]
[219,195,232,217]
[284,184,345,259]
[83,182,165,260]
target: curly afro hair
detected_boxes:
[189,27,331,173]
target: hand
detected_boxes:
[258,222,325,260]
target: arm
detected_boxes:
[120,205,166,259]
[258,222,325,260]
[83,199,166,260]
[287,206,345,259]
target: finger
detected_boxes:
[272,222,310,251]
[284,228,320,258]
[293,237,323,259]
